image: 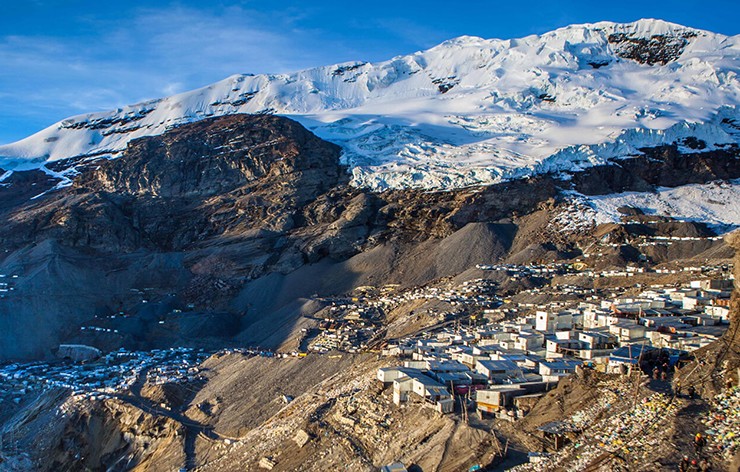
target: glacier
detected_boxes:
[0,18,739,191]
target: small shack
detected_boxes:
[537,421,581,450]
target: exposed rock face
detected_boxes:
[608,30,697,65]
[79,114,343,198]
[570,145,740,195]
[0,113,738,360]
[0,169,59,212]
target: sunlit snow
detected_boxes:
[560,179,740,234]
[1,19,739,191]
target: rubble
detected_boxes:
[703,386,740,461]
[511,383,681,471]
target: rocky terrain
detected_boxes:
[0,113,738,360]
[0,15,739,472]
[0,353,502,471]
[0,112,737,471]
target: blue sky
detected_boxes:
[1,0,738,144]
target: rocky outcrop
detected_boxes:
[570,145,740,195]
[608,30,697,65]
[0,389,185,471]
[78,114,343,198]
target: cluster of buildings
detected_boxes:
[374,278,499,308]
[582,225,725,253]
[0,274,18,299]
[475,263,577,278]
[377,276,733,420]
[476,254,731,283]
[0,347,213,404]
[376,341,573,418]
[307,279,500,353]
[307,302,384,353]
[474,261,683,280]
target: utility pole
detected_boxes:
[466,387,472,425]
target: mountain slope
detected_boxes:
[1,19,739,190]
[0,114,737,360]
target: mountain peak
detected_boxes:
[552,18,706,37]
[1,19,738,192]
[436,35,487,47]
[610,18,702,36]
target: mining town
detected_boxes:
[0,258,737,471]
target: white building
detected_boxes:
[705,305,730,321]
[514,332,544,351]
[388,369,454,413]
[535,311,573,332]
[539,360,582,383]
[608,321,646,343]
[475,359,525,384]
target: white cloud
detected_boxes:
[0,5,351,143]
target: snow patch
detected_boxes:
[561,179,740,233]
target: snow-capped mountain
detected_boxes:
[1,18,739,191]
